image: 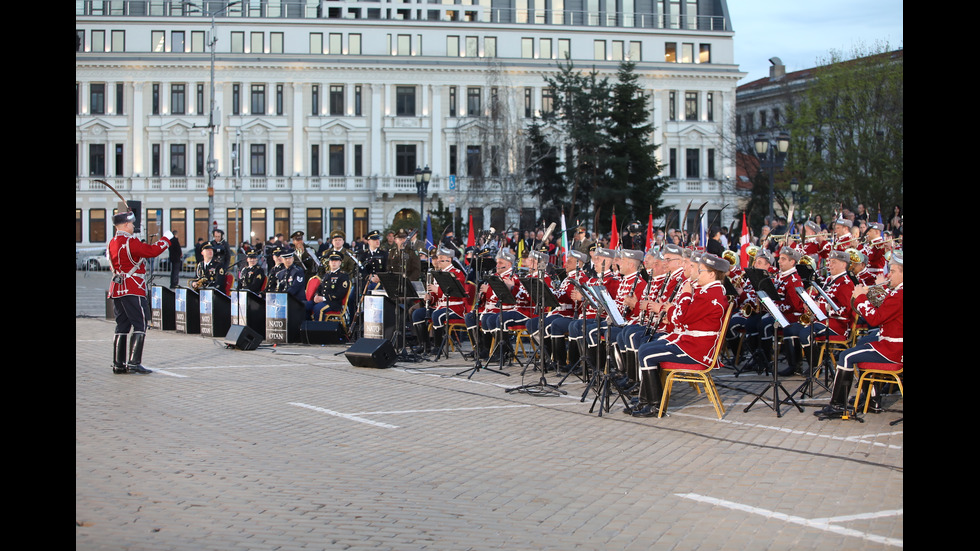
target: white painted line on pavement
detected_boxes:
[289,402,399,429]
[354,404,532,416]
[676,493,902,548]
[148,369,186,378]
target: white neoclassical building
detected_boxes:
[76,0,745,252]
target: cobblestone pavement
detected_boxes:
[76,272,902,550]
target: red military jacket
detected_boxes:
[654,269,686,333]
[108,231,171,298]
[664,281,729,367]
[855,283,903,363]
[614,271,647,324]
[514,271,552,319]
[477,267,524,315]
[772,268,806,323]
[862,238,887,274]
[581,270,620,320]
[430,265,468,316]
[815,271,855,336]
[550,269,581,318]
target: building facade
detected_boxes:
[76,0,744,254]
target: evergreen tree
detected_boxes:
[525,116,567,213]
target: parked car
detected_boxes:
[79,248,112,271]
[157,251,197,273]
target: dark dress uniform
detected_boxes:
[195,258,226,291]
[359,230,389,293]
[237,252,267,293]
[310,265,351,322]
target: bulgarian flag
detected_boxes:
[609,209,619,249]
[467,215,475,248]
[739,211,751,268]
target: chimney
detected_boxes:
[768,57,785,81]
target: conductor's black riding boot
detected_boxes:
[815,368,854,418]
[112,334,128,374]
[126,333,153,374]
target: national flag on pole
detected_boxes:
[699,210,707,250]
[739,212,751,268]
[609,209,619,249]
[425,214,434,250]
[467,215,475,248]
[645,206,654,251]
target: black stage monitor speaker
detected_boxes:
[224,324,262,350]
[300,320,347,345]
[344,338,397,369]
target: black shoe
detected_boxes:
[113,366,128,374]
[814,404,845,419]
[128,364,153,374]
[630,404,661,418]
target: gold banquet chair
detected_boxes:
[318,283,353,332]
[852,362,903,414]
[657,299,735,419]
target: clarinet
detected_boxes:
[644,276,685,337]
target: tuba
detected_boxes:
[745,245,760,265]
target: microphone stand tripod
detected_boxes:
[507,272,564,397]
[378,271,422,363]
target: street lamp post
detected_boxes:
[754,131,790,222]
[185,1,241,235]
[415,165,432,250]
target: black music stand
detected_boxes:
[378,272,422,362]
[732,267,780,377]
[456,275,514,379]
[555,278,599,388]
[583,285,631,417]
[342,249,367,345]
[787,283,834,403]
[742,291,804,417]
[506,275,565,397]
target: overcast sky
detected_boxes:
[730,0,904,84]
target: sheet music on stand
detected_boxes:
[742,290,803,417]
[378,272,421,301]
[590,285,626,327]
[757,291,790,328]
[795,286,829,324]
[809,282,842,314]
[569,278,599,312]
[432,270,467,300]
[518,276,560,310]
[484,275,517,305]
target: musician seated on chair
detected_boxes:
[412,246,467,355]
[780,250,855,376]
[629,253,731,417]
[190,242,225,291]
[274,248,307,303]
[309,252,350,322]
[237,250,267,294]
[816,251,903,418]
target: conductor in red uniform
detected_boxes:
[108,211,172,374]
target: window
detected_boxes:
[306,208,324,242]
[115,83,124,114]
[311,144,320,176]
[111,30,125,52]
[447,36,459,56]
[90,83,105,115]
[524,88,532,118]
[276,84,284,115]
[686,0,698,30]
[349,34,361,55]
[449,86,458,116]
[329,145,344,176]
[465,36,478,57]
[310,33,323,54]
[611,40,624,61]
[521,38,533,59]
[396,86,416,116]
[114,144,124,176]
[685,91,697,121]
[759,110,767,128]
[171,208,187,246]
[395,144,417,176]
[311,84,319,115]
[231,32,244,53]
[89,144,106,176]
[552,0,565,24]
[668,148,676,178]
[699,44,711,64]
[354,85,362,116]
[151,31,164,52]
[196,83,205,115]
[152,83,160,114]
[542,87,555,115]
[191,31,205,52]
[557,39,570,60]
[251,32,264,54]
[329,85,344,115]
[665,42,677,63]
[151,144,160,176]
[594,40,606,60]
[251,84,265,115]
[89,209,107,243]
[485,37,497,58]
[329,208,346,236]
[681,43,694,63]
[276,144,285,176]
[706,92,714,122]
[76,30,85,52]
[353,208,368,242]
[668,91,676,121]
[707,149,715,179]
[170,144,186,176]
[196,144,205,176]
[250,144,266,176]
[540,38,552,59]
[629,41,641,61]
[172,31,184,53]
[274,208,290,240]
[232,83,241,115]
[329,33,342,54]
[354,144,363,176]
[396,34,411,55]
[449,145,458,176]
[467,87,481,117]
[270,32,283,53]
[171,83,186,115]
[466,145,482,177]
[685,149,699,178]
